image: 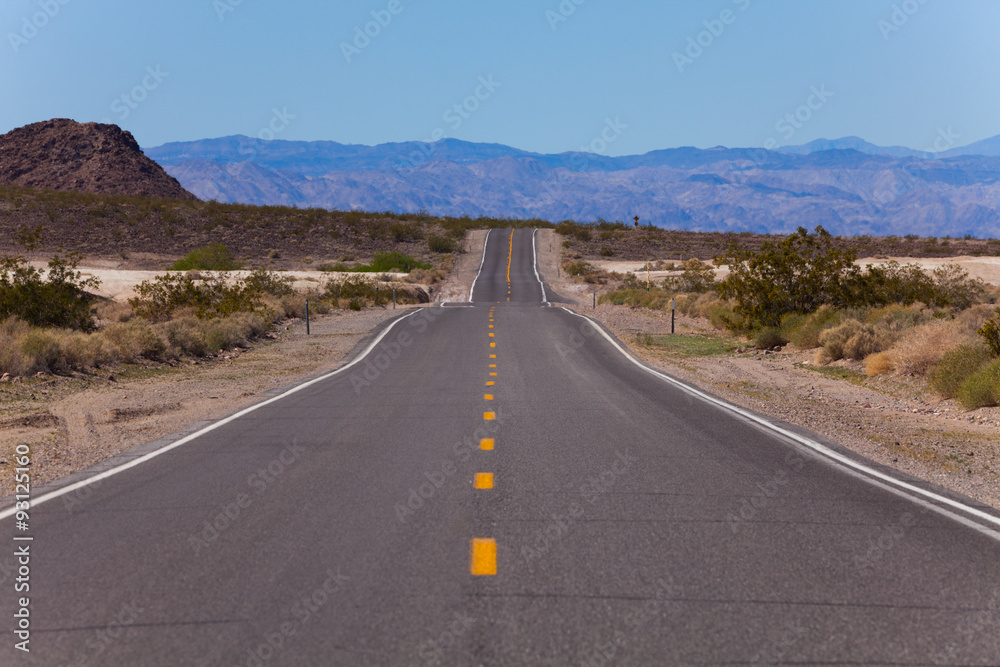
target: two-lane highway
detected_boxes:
[3,228,1000,664]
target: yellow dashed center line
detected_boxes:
[489,364,496,368]
[474,472,494,489]
[484,394,494,400]
[489,372,497,376]
[480,438,494,450]
[490,354,496,359]
[486,381,494,386]
[490,342,496,348]
[484,411,495,420]
[470,538,496,576]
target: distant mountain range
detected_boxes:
[146,134,1000,238]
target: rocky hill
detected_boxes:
[0,119,196,200]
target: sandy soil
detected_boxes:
[27,259,409,302]
[594,255,1000,287]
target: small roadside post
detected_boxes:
[593,285,596,309]
[392,288,396,310]
[305,300,310,335]
[646,261,650,292]
[671,298,675,334]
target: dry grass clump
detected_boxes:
[0,311,273,376]
[864,351,895,376]
[814,319,896,364]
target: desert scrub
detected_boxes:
[955,358,1000,409]
[929,344,993,399]
[0,252,100,331]
[171,243,242,271]
[815,319,896,364]
[129,269,290,321]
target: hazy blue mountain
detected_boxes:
[146,136,1000,238]
[941,135,1000,158]
[780,136,934,159]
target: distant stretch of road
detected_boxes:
[2,228,999,664]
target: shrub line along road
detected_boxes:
[3,229,1000,664]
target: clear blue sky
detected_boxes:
[2,0,998,155]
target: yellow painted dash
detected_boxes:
[489,333,494,337]
[486,381,495,386]
[489,364,496,368]
[490,342,496,348]
[480,437,494,450]
[490,354,496,359]
[474,473,494,489]
[471,538,497,575]
[484,394,493,400]
[489,372,497,376]
[484,411,495,420]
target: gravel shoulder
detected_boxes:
[546,244,1000,512]
[564,302,1000,512]
[0,308,415,497]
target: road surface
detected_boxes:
[3,228,1000,665]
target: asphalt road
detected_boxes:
[3,228,1000,665]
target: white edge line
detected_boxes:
[531,229,549,305]
[561,307,1000,541]
[468,229,492,302]
[0,309,422,521]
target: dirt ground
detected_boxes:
[3,229,999,512]
[593,255,1000,286]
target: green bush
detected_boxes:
[352,251,431,273]
[753,326,785,349]
[956,358,1000,409]
[171,243,242,271]
[390,222,424,242]
[428,235,459,253]
[978,309,1000,356]
[929,344,992,398]
[0,253,100,331]
[664,259,717,293]
[129,270,286,321]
